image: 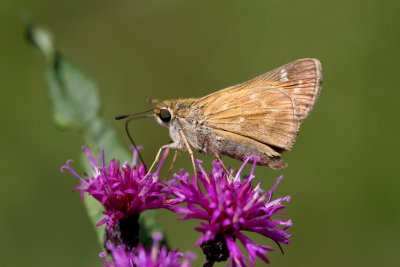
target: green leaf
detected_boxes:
[85,119,131,162]
[27,23,100,129]
[27,22,167,248]
[46,57,101,129]
[82,192,106,245]
[79,152,106,244]
[139,211,169,248]
[26,22,55,61]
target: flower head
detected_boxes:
[61,146,170,249]
[168,156,292,267]
[102,232,196,267]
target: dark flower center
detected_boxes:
[200,234,230,266]
[104,215,140,252]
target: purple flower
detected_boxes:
[102,232,196,267]
[167,156,292,267]
[61,146,170,249]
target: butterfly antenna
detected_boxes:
[115,109,153,168]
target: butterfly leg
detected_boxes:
[212,152,232,178]
[179,129,197,176]
[167,149,179,176]
[143,143,179,180]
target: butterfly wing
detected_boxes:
[260,58,322,121]
[193,58,322,153]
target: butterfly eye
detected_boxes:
[159,109,171,122]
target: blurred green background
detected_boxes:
[1,0,399,266]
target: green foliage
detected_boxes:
[26,22,166,248]
[46,58,100,129]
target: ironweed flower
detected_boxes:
[102,232,196,267]
[167,157,292,267]
[61,146,170,249]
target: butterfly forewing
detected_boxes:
[194,58,322,152]
[262,58,322,121]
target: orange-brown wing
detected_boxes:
[193,58,322,151]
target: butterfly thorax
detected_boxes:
[154,98,209,152]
